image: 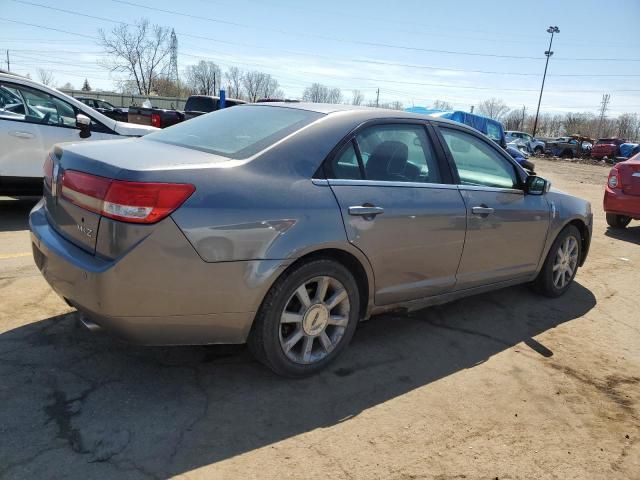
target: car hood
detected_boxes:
[113,121,158,136]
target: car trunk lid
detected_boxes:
[44,140,202,255]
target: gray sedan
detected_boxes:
[30,103,592,377]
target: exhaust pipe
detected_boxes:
[78,313,103,332]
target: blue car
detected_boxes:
[506,146,536,172]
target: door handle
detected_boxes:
[9,131,34,139]
[348,206,384,217]
[471,206,495,216]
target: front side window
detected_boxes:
[440,128,519,189]
[0,82,77,127]
[146,105,323,159]
[354,124,441,183]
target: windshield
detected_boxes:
[145,105,323,159]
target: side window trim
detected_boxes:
[434,124,527,191]
[351,138,367,180]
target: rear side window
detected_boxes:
[440,128,518,189]
[146,105,323,159]
[356,124,441,183]
[326,142,363,180]
[185,97,217,112]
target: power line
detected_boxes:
[6,3,640,78]
[13,0,638,63]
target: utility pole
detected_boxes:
[597,93,611,138]
[521,105,526,131]
[470,105,474,113]
[375,88,379,108]
[5,50,9,71]
[532,26,560,138]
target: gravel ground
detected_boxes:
[0,158,638,480]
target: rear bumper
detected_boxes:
[29,200,288,345]
[603,187,640,219]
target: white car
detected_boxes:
[0,72,157,196]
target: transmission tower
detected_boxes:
[597,93,611,138]
[169,29,179,86]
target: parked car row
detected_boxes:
[127,95,246,128]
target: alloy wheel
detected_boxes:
[552,235,579,289]
[278,276,350,365]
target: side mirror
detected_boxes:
[525,175,550,195]
[76,113,91,138]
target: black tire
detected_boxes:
[248,258,360,378]
[534,225,581,298]
[606,213,631,229]
[534,146,544,155]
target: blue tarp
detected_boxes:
[619,143,640,158]
[404,107,506,145]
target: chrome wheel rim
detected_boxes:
[278,276,350,365]
[552,235,579,289]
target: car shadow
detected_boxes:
[0,282,596,479]
[604,225,640,245]
[0,197,40,232]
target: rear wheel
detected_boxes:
[606,213,631,229]
[534,225,581,298]
[248,258,360,377]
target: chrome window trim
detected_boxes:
[456,184,524,195]
[325,178,459,190]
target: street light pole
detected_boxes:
[532,26,559,138]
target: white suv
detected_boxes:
[0,72,157,196]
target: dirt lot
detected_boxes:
[0,158,638,480]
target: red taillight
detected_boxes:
[61,170,195,224]
[150,113,161,128]
[43,154,54,187]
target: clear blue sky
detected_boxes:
[1,0,639,115]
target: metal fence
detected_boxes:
[61,89,189,110]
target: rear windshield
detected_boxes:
[185,96,217,112]
[596,139,615,144]
[145,105,323,159]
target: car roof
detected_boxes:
[244,102,466,127]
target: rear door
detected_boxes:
[325,121,467,305]
[436,125,550,290]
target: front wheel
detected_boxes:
[534,225,581,298]
[248,258,360,377]
[606,213,631,229]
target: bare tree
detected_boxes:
[185,60,221,95]
[60,82,74,90]
[260,75,281,99]
[476,97,509,120]
[616,113,638,140]
[225,66,244,99]
[99,18,172,96]
[351,89,364,106]
[303,83,342,103]
[37,69,55,86]
[432,99,452,110]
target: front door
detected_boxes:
[326,122,467,305]
[437,126,551,290]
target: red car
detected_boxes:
[592,138,626,160]
[604,154,640,228]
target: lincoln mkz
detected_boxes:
[30,103,592,376]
